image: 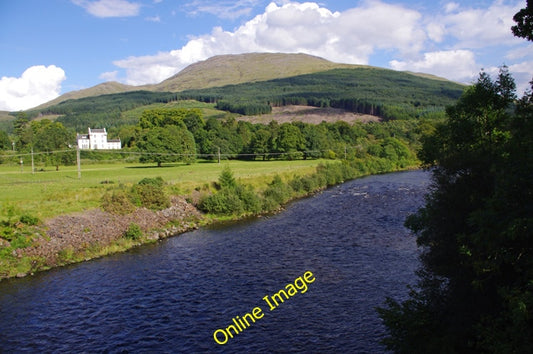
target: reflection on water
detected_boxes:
[0,170,429,353]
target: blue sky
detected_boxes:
[0,0,531,111]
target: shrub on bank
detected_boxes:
[101,176,170,214]
[101,189,137,215]
[199,168,262,215]
[124,223,143,240]
[263,175,293,207]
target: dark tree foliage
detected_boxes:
[34,91,179,131]
[377,68,533,352]
[178,68,464,119]
[0,130,10,150]
[139,108,202,129]
[137,125,196,167]
[512,0,533,41]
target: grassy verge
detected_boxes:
[0,159,322,221]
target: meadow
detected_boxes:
[0,159,324,221]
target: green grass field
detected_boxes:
[0,159,325,221]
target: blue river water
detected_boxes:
[0,170,430,353]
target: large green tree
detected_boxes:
[137,125,196,167]
[139,108,203,129]
[32,120,75,170]
[377,66,533,352]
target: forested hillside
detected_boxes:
[180,68,464,118]
[26,66,464,132]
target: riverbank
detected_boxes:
[0,159,419,281]
[3,196,204,279]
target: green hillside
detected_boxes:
[178,67,464,118]
[34,53,356,109]
[32,64,464,132]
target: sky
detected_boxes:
[0,0,531,111]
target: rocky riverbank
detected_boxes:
[16,196,204,275]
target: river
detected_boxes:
[0,170,430,353]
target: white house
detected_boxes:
[77,128,121,150]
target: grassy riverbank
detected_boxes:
[0,159,324,279]
[0,157,418,280]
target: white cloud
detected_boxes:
[113,52,182,85]
[99,71,119,81]
[505,44,533,60]
[444,2,460,13]
[145,15,161,22]
[390,50,478,83]
[432,1,523,48]
[0,65,66,111]
[110,1,429,85]
[509,61,533,95]
[72,0,141,18]
[184,0,262,20]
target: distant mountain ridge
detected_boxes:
[35,53,452,109]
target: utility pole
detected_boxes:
[77,146,81,179]
[217,147,221,164]
[31,148,34,174]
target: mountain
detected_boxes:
[35,53,361,109]
[151,53,356,92]
[35,81,137,110]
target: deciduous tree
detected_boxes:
[137,125,196,167]
[378,67,533,352]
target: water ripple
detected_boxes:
[0,170,429,353]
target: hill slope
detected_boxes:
[35,53,362,109]
[152,52,356,92]
[34,81,138,110]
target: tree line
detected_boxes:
[119,107,421,168]
[0,106,425,172]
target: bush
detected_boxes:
[289,177,304,193]
[124,223,143,240]
[131,178,170,210]
[199,190,244,215]
[263,175,293,205]
[199,167,262,215]
[138,176,165,188]
[235,184,262,214]
[19,214,40,226]
[300,175,318,193]
[101,189,137,215]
